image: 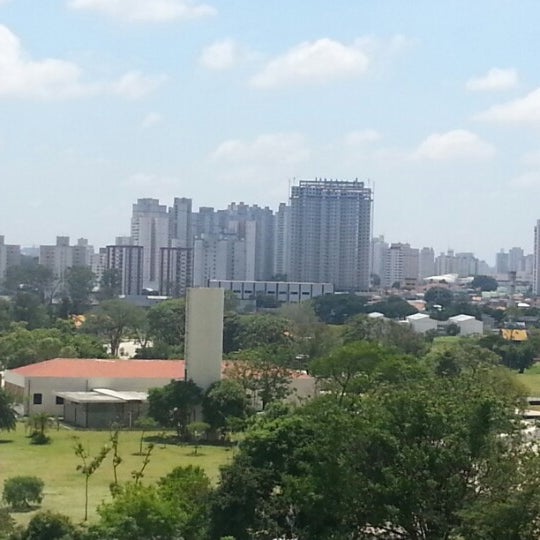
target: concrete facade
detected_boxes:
[184,288,224,391]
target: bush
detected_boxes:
[29,431,51,445]
[19,511,79,540]
[3,476,44,510]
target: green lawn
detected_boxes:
[515,363,540,396]
[0,424,232,525]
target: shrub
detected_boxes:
[20,511,78,540]
[3,476,44,510]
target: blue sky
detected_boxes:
[1,0,539,262]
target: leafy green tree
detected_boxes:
[0,298,12,333]
[311,293,368,324]
[235,314,292,351]
[187,421,210,455]
[202,380,250,435]
[344,315,428,356]
[0,388,16,433]
[367,295,418,318]
[64,266,96,314]
[147,299,185,346]
[222,313,242,354]
[225,349,292,410]
[98,268,122,301]
[3,476,44,510]
[11,292,50,329]
[310,342,391,403]
[147,379,202,437]
[18,511,80,540]
[27,413,52,445]
[84,300,146,357]
[424,286,454,307]
[3,262,54,303]
[0,507,16,538]
[471,274,498,292]
[89,466,211,540]
[211,345,529,539]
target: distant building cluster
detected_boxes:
[0,179,373,299]
[4,183,540,299]
[372,237,534,290]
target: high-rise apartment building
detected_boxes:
[159,247,193,297]
[419,247,435,279]
[383,243,419,288]
[289,179,372,290]
[371,236,388,280]
[169,197,193,249]
[273,203,290,278]
[534,220,540,295]
[39,236,74,283]
[0,236,21,280]
[105,245,144,296]
[496,249,509,275]
[131,198,170,290]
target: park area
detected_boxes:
[0,424,232,526]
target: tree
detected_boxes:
[98,268,122,301]
[225,349,292,410]
[89,466,211,540]
[310,342,391,403]
[0,388,16,433]
[344,315,428,356]
[235,314,292,351]
[64,266,96,314]
[134,416,159,456]
[187,421,210,455]
[471,274,498,292]
[367,295,418,318]
[147,298,186,354]
[311,293,368,324]
[424,286,454,307]
[11,292,50,329]
[202,380,250,436]
[3,262,54,303]
[19,511,80,540]
[147,379,202,437]
[211,345,530,539]
[27,413,52,445]
[73,438,111,521]
[3,476,44,510]
[84,300,146,357]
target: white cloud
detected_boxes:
[414,129,495,160]
[0,24,90,99]
[199,39,247,70]
[476,88,540,124]
[110,71,166,99]
[250,38,369,89]
[140,112,162,129]
[212,133,310,164]
[0,25,164,100]
[68,0,216,22]
[466,68,518,92]
[344,129,382,146]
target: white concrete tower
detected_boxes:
[184,288,224,390]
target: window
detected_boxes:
[33,393,42,405]
[55,396,64,405]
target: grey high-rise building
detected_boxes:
[289,179,372,291]
[131,198,170,290]
[273,203,290,278]
[0,236,20,280]
[534,220,540,296]
[159,247,193,297]
[106,245,144,296]
[169,197,193,249]
[419,247,435,279]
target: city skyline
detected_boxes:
[2,2,540,259]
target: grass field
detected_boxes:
[0,424,232,525]
[515,363,540,396]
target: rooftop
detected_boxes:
[10,358,185,380]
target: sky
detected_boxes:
[1,1,540,262]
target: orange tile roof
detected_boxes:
[10,358,185,380]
